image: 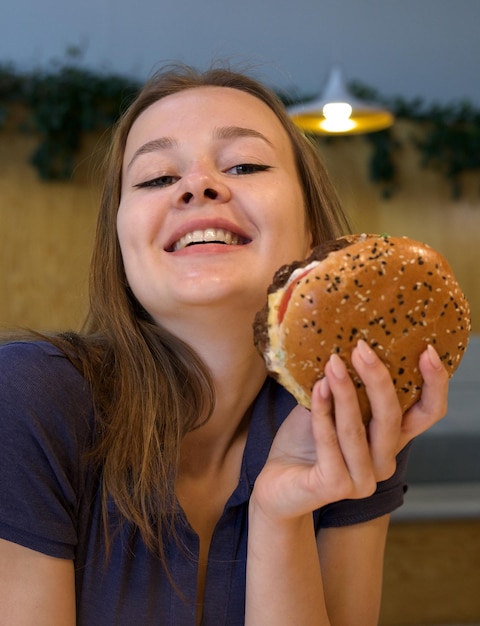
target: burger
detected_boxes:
[253,234,471,422]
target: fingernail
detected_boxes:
[427,343,443,370]
[318,376,331,399]
[329,353,348,379]
[357,339,377,365]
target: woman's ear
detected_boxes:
[304,230,314,257]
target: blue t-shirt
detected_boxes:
[0,341,409,625]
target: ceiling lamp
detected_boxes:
[288,66,394,135]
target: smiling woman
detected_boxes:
[0,63,451,626]
[116,85,313,329]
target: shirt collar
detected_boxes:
[226,378,296,508]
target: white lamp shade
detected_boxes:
[288,66,394,135]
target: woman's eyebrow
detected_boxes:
[127,136,177,170]
[214,125,273,146]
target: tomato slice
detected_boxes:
[277,268,311,324]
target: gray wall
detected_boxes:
[3,0,479,103]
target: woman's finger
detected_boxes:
[398,344,449,448]
[309,376,357,494]
[316,354,377,497]
[351,340,402,481]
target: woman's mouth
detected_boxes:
[171,228,250,252]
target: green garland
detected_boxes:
[1,60,479,197]
[0,60,139,179]
[349,81,480,198]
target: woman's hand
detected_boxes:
[246,339,449,625]
[252,339,449,521]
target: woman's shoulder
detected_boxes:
[0,339,95,558]
[1,337,73,358]
[0,339,93,435]
[1,337,82,377]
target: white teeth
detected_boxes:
[192,230,205,244]
[204,228,217,242]
[173,228,244,251]
[183,232,193,246]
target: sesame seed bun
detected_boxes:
[253,234,471,423]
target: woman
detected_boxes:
[0,64,448,625]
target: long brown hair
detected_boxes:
[62,64,351,555]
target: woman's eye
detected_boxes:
[226,163,271,176]
[134,175,179,189]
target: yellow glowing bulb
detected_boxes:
[321,102,356,132]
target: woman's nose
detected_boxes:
[174,170,231,207]
[181,187,218,203]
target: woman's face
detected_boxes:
[117,86,312,327]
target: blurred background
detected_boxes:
[3,0,480,104]
[1,1,479,624]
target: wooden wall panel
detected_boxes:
[0,132,100,332]
[380,520,480,625]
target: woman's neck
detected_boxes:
[171,307,268,465]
